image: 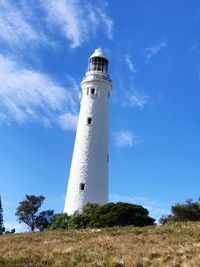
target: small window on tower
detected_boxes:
[91,88,95,95]
[80,183,85,191]
[87,117,92,125]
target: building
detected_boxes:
[64,48,112,215]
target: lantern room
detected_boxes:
[88,48,109,73]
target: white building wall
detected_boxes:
[64,75,111,215]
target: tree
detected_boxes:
[159,198,200,224]
[16,195,54,231]
[35,210,54,231]
[0,196,5,235]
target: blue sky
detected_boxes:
[0,0,200,231]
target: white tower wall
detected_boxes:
[64,49,112,215]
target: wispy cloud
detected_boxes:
[42,0,113,48]
[145,41,166,62]
[123,88,148,109]
[124,54,136,73]
[115,130,140,148]
[0,0,113,50]
[0,54,78,131]
[0,0,45,47]
[95,7,113,39]
[58,113,78,131]
[110,194,170,221]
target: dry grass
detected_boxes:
[0,222,200,266]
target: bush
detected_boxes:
[68,211,87,229]
[5,229,15,234]
[159,198,200,224]
[50,213,69,230]
[51,202,155,230]
[88,202,155,228]
[0,226,5,235]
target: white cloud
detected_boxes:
[42,0,113,48]
[123,89,148,109]
[115,130,139,148]
[0,0,113,49]
[124,54,136,73]
[0,54,78,130]
[58,113,78,131]
[0,112,10,125]
[145,41,166,62]
[109,194,170,222]
[96,7,113,39]
[0,0,45,47]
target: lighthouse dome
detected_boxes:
[90,48,108,60]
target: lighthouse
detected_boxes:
[64,48,112,215]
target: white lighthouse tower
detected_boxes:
[64,48,112,215]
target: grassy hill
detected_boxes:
[0,222,200,267]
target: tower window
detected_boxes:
[107,154,109,162]
[87,117,92,125]
[91,88,95,94]
[80,183,85,191]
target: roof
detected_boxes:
[90,48,108,60]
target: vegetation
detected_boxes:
[160,198,200,224]
[51,202,155,230]
[15,195,54,231]
[4,228,15,234]
[1,196,200,265]
[88,202,155,227]
[0,222,200,266]
[50,213,69,230]
[0,196,5,235]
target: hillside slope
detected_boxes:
[0,222,200,267]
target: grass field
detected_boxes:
[0,222,200,267]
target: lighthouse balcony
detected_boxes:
[82,72,111,83]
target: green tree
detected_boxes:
[35,210,54,231]
[16,195,53,231]
[0,196,5,235]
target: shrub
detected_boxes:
[50,213,69,230]
[159,198,200,224]
[68,211,87,229]
[51,202,155,230]
[5,229,15,234]
[88,202,155,228]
